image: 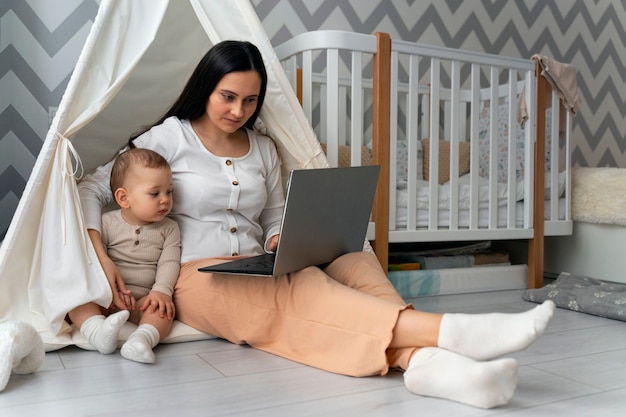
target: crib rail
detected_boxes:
[388,39,536,242]
[275,30,573,285]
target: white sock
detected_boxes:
[121,324,160,364]
[438,300,555,361]
[404,347,518,409]
[80,310,130,354]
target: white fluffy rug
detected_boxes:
[572,167,626,225]
[0,321,44,392]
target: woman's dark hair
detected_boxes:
[129,40,267,145]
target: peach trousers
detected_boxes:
[174,251,417,377]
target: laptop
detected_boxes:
[198,165,380,276]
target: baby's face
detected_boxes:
[119,165,173,225]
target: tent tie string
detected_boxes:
[57,132,84,180]
[56,133,87,253]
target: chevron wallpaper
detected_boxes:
[1,0,625,239]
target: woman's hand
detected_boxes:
[268,234,279,252]
[141,291,175,321]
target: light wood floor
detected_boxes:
[2,288,626,416]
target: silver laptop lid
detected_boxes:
[271,165,380,275]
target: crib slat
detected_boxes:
[350,51,363,164]
[448,59,461,230]
[406,54,420,230]
[389,51,399,231]
[523,69,535,230]
[325,48,339,166]
[549,91,560,221]
[564,110,572,222]
[302,50,313,123]
[428,57,441,230]
[469,63,481,230]
[506,69,517,229]
[488,66,499,228]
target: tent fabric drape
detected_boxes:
[0,0,325,350]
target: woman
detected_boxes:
[78,40,555,409]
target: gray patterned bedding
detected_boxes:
[523,272,626,321]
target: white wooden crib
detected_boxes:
[275,30,573,289]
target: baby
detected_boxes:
[69,148,181,363]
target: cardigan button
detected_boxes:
[232,252,238,256]
[225,160,232,166]
[230,227,237,233]
[232,180,239,186]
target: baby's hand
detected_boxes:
[101,256,135,310]
[141,291,175,321]
[119,291,136,312]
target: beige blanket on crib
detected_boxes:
[571,167,626,225]
[518,54,580,127]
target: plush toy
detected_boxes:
[0,320,44,392]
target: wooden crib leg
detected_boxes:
[528,62,549,289]
[371,32,391,273]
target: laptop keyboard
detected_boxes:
[241,254,276,269]
[243,259,274,268]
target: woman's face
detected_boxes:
[205,70,262,134]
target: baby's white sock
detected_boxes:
[404,347,518,409]
[80,310,130,354]
[121,324,160,364]
[438,300,555,361]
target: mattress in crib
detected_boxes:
[394,172,567,229]
[395,199,567,229]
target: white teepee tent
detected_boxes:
[0,0,327,350]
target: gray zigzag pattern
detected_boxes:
[0,46,69,116]
[0,106,44,156]
[0,166,26,200]
[0,1,99,107]
[0,1,99,238]
[0,1,99,151]
[0,1,99,125]
[267,0,625,168]
[515,0,626,42]
[0,0,99,54]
